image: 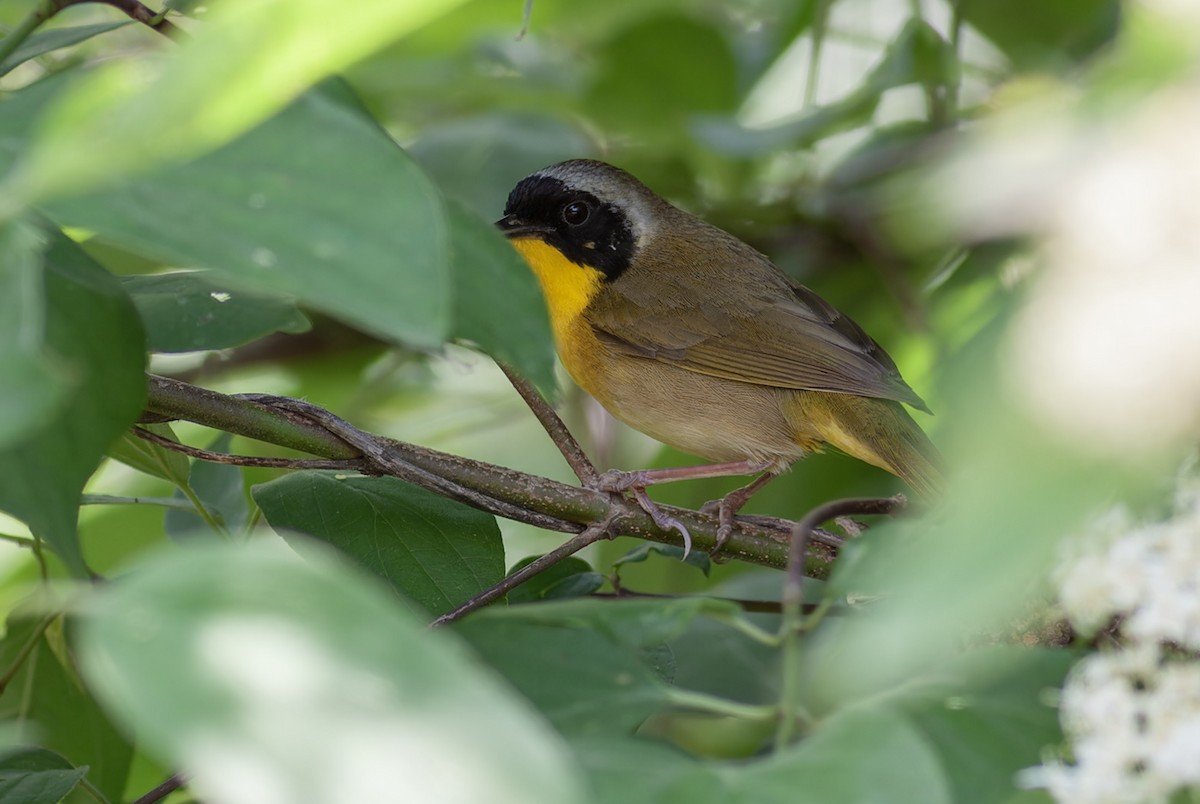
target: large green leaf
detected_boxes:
[0,0,472,206]
[446,200,556,392]
[253,472,504,616]
[0,747,87,804]
[76,540,585,804]
[123,270,310,353]
[45,85,451,348]
[0,223,145,576]
[960,0,1121,71]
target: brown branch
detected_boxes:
[141,375,843,570]
[130,426,368,470]
[430,516,618,627]
[131,773,186,804]
[497,362,599,486]
[70,0,181,36]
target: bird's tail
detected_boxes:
[794,391,944,499]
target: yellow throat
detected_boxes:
[510,238,605,346]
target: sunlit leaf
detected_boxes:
[77,540,585,804]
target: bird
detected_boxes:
[496,159,941,553]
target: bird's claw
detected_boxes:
[631,487,693,559]
[595,468,648,493]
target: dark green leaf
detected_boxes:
[0,223,145,576]
[0,22,130,77]
[578,737,725,804]
[454,613,670,736]
[506,556,602,604]
[122,270,310,353]
[0,221,73,449]
[613,542,712,577]
[961,0,1121,71]
[0,747,88,804]
[446,200,556,393]
[0,614,134,802]
[253,471,504,616]
[106,423,191,485]
[77,540,586,803]
[45,84,452,349]
[165,433,248,538]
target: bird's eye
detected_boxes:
[562,201,591,226]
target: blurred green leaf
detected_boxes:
[0,21,130,77]
[253,472,504,616]
[0,746,87,804]
[0,614,134,801]
[887,648,1075,804]
[123,270,310,353]
[1,0,473,206]
[506,556,603,604]
[45,84,451,349]
[77,540,585,804]
[961,0,1121,71]
[0,220,73,449]
[613,543,712,577]
[445,200,556,392]
[0,223,145,576]
[164,433,248,539]
[586,13,738,139]
[107,423,191,486]
[410,113,594,220]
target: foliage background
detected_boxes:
[0,0,1196,801]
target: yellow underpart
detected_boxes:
[510,237,604,344]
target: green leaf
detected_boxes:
[446,200,556,392]
[886,648,1075,804]
[613,542,712,577]
[586,14,738,138]
[45,84,451,348]
[123,270,310,353]
[0,220,73,449]
[106,423,191,485]
[253,472,504,616]
[576,737,725,804]
[0,223,145,576]
[735,707,953,802]
[0,747,88,804]
[76,540,586,804]
[0,21,130,77]
[165,433,248,539]
[454,613,671,736]
[1,0,473,206]
[960,0,1121,71]
[506,556,603,604]
[0,613,134,802]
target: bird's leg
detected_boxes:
[595,460,772,558]
[701,471,780,555]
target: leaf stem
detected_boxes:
[803,0,831,109]
[665,688,777,722]
[774,496,905,750]
[0,613,57,695]
[81,493,195,510]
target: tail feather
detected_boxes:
[797,392,943,499]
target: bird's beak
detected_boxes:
[495,214,551,240]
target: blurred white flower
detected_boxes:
[1029,462,1200,802]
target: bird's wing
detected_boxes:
[586,269,930,412]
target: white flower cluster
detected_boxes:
[1027,465,1200,803]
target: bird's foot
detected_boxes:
[700,497,737,557]
[631,487,692,558]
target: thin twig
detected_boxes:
[131,773,186,804]
[130,426,369,470]
[85,0,181,36]
[430,516,618,627]
[498,362,599,485]
[775,495,905,749]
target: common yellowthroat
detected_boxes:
[497,159,941,549]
